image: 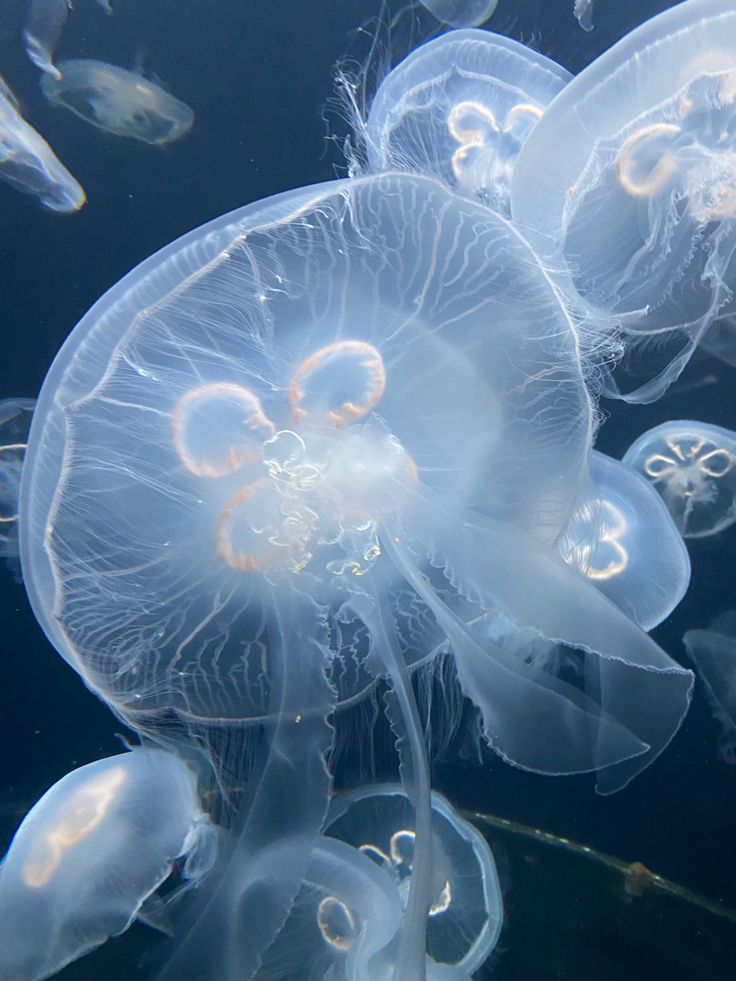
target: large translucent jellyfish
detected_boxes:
[41,60,194,146]
[256,835,404,980]
[683,611,736,763]
[558,450,691,630]
[20,172,692,977]
[24,0,113,80]
[622,420,736,538]
[324,784,503,979]
[362,30,570,214]
[0,747,217,981]
[0,398,36,580]
[0,74,85,212]
[511,0,736,402]
[417,0,498,29]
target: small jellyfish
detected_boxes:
[683,611,736,763]
[41,59,194,146]
[512,0,736,401]
[324,784,503,979]
[0,747,217,981]
[363,30,570,214]
[417,0,498,29]
[558,450,691,629]
[622,420,736,538]
[0,75,85,212]
[24,0,113,79]
[257,836,403,980]
[0,398,36,580]
[573,0,595,32]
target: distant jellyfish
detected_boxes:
[683,611,736,763]
[20,172,693,978]
[558,450,691,629]
[0,398,36,580]
[41,59,194,146]
[24,0,113,79]
[257,836,403,980]
[573,0,595,31]
[0,748,217,981]
[623,420,736,538]
[417,0,498,29]
[0,75,85,212]
[512,0,736,402]
[324,784,503,978]
[701,314,736,367]
[362,30,570,214]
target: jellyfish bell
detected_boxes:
[683,611,736,763]
[511,0,736,402]
[324,784,503,978]
[558,450,691,630]
[41,59,194,146]
[363,30,570,214]
[417,0,498,29]
[622,420,736,538]
[0,747,217,981]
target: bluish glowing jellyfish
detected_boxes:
[363,30,570,214]
[418,0,498,29]
[0,75,85,212]
[0,748,216,981]
[683,611,736,763]
[559,450,691,629]
[623,420,736,538]
[41,60,194,146]
[512,0,736,402]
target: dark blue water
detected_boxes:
[1,0,735,978]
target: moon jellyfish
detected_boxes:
[558,450,691,630]
[363,30,570,214]
[41,60,194,146]
[256,836,404,980]
[0,398,36,580]
[24,0,113,79]
[0,747,217,981]
[623,420,736,538]
[21,171,692,977]
[0,75,85,212]
[512,0,736,402]
[418,0,498,29]
[324,784,503,979]
[573,0,595,32]
[683,611,736,763]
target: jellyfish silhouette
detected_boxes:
[0,747,217,981]
[362,30,570,214]
[41,60,194,146]
[20,172,692,978]
[623,420,736,538]
[512,0,736,402]
[0,398,36,580]
[683,612,736,763]
[0,76,85,212]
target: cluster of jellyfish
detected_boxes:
[2,0,736,977]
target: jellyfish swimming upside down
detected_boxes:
[19,172,694,979]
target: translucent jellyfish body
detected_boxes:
[0,398,36,579]
[559,450,691,630]
[573,0,595,32]
[41,59,194,145]
[0,748,216,981]
[324,784,503,978]
[24,0,112,80]
[622,421,736,538]
[257,836,404,980]
[0,74,85,212]
[683,611,736,762]
[418,0,498,29]
[512,0,736,402]
[364,30,571,214]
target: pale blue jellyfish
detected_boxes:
[324,785,503,979]
[362,30,570,214]
[20,172,692,978]
[573,0,595,31]
[41,60,194,146]
[0,748,216,981]
[418,0,498,29]
[512,0,736,402]
[0,398,36,580]
[0,75,85,212]
[623,420,736,538]
[683,612,736,763]
[558,450,691,630]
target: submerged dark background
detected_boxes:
[0,0,735,978]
